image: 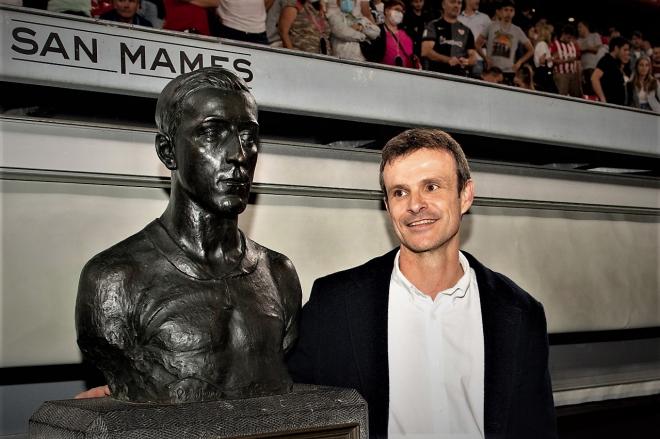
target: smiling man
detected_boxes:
[287,128,557,439]
[76,67,301,403]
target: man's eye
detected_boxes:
[392,189,406,198]
[426,184,439,192]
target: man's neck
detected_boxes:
[160,184,243,276]
[443,14,458,23]
[463,8,477,17]
[398,245,464,300]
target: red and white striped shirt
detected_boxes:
[551,39,581,74]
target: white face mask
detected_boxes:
[389,10,404,25]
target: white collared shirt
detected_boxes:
[387,251,485,439]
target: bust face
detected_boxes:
[172,88,259,216]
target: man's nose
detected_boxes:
[407,191,427,213]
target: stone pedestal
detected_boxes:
[29,384,368,439]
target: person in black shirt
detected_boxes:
[421,0,476,76]
[591,36,630,105]
[402,0,432,57]
[101,0,153,27]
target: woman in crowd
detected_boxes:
[533,23,557,93]
[380,0,417,68]
[514,64,535,90]
[327,0,379,61]
[279,0,331,54]
[626,56,660,112]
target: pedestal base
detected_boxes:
[29,384,368,439]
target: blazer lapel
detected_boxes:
[470,255,522,438]
[345,249,397,437]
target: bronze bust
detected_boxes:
[76,67,302,403]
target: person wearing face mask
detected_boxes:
[327,0,380,61]
[279,0,332,54]
[380,0,418,68]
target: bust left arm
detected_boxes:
[271,254,303,354]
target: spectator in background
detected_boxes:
[481,65,504,83]
[381,0,417,68]
[362,0,385,24]
[266,0,289,46]
[591,36,630,105]
[139,0,164,28]
[533,23,557,93]
[514,63,534,90]
[327,0,379,61]
[458,0,491,78]
[551,25,582,97]
[576,20,603,96]
[626,56,660,112]
[402,0,430,57]
[163,0,219,35]
[422,0,476,77]
[216,0,268,44]
[47,0,90,16]
[280,0,331,54]
[653,46,660,79]
[629,30,648,67]
[476,0,533,84]
[101,0,153,26]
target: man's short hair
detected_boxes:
[497,0,515,10]
[609,36,629,52]
[483,66,504,76]
[379,128,471,196]
[155,67,251,140]
[561,24,576,37]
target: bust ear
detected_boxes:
[155,133,177,170]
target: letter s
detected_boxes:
[11,27,38,55]
[233,59,253,83]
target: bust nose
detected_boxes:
[225,134,247,166]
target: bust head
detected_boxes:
[155,68,259,216]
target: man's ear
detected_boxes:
[155,133,177,170]
[460,179,474,215]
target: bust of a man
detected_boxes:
[76,67,302,403]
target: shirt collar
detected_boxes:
[392,250,472,302]
[144,219,259,281]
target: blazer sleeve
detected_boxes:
[516,300,558,438]
[286,279,321,384]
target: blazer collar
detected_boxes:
[345,248,397,437]
[464,251,522,437]
[344,249,522,438]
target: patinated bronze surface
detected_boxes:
[75,67,302,403]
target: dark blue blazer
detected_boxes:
[287,249,557,439]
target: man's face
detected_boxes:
[653,47,660,63]
[499,6,515,22]
[171,88,259,216]
[615,43,631,64]
[411,0,424,13]
[383,148,473,256]
[577,22,587,38]
[442,0,462,19]
[482,72,503,83]
[113,0,139,19]
[466,0,480,11]
[631,35,642,49]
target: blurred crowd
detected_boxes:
[7,0,660,111]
